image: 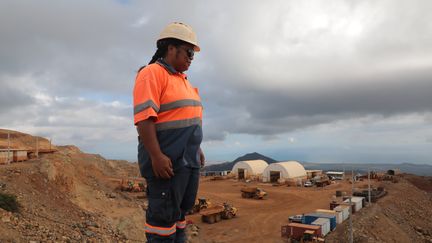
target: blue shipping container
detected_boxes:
[302,213,337,231]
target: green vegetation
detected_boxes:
[0,192,20,212]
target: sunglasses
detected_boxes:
[179,46,194,59]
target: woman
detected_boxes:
[133,22,205,243]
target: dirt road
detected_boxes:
[188,178,377,243]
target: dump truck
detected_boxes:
[241,186,267,199]
[312,175,330,187]
[200,203,237,224]
[188,198,212,214]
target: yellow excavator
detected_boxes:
[119,179,146,192]
[187,198,212,214]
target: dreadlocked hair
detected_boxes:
[137,38,188,72]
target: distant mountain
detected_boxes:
[233,152,277,164]
[203,152,277,172]
[302,162,432,176]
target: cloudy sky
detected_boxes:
[1,0,432,164]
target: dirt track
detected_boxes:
[188,178,378,243]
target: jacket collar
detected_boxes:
[157,58,179,75]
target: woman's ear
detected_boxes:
[167,44,176,53]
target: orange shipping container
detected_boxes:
[0,151,13,164]
[13,150,27,162]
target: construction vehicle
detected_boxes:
[312,175,330,187]
[300,230,325,243]
[288,214,304,223]
[119,179,146,192]
[188,198,212,214]
[200,203,237,224]
[241,186,267,199]
[353,187,387,202]
[377,174,398,182]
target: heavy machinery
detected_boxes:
[200,203,237,224]
[300,230,325,243]
[241,186,267,199]
[312,175,330,187]
[119,179,146,192]
[288,214,304,223]
[378,174,399,183]
[188,198,212,214]
[353,187,387,202]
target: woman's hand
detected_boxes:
[199,147,205,168]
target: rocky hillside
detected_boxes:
[0,129,55,150]
[0,131,147,242]
[326,175,432,243]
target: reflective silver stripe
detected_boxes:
[134,100,159,115]
[156,117,202,131]
[144,223,176,236]
[159,99,202,113]
[176,221,187,229]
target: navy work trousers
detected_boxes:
[145,166,200,243]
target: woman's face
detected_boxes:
[167,43,195,72]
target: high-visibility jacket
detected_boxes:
[133,59,203,177]
[133,60,202,127]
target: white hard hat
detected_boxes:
[158,22,200,51]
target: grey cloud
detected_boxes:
[1,0,432,159]
[0,81,34,112]
[199,65,432,140]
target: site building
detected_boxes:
[201,170,230,176]
[0,150,13,164]
[311,218,331,236]
[326,171,345,180]
[232,160,268,180]
[306,170,323,179]
[316,209,343,224]
[12,150,28,162]
[334,205,350,222]
[262,161,307,183]
[344,196,364,212]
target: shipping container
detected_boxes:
[303,213,337,231]
[316,209,343,224]
[340,201,356,214]
[352,196,366,207]
[334,205,350,221]
[281,223,321,240]
[13,150,27,162]
[0,151,13,164]
[311,218,331,236]
[344,197,363,212]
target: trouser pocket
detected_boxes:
[146,179,177,225]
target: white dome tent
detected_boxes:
[262,161,307,183]
[232,160,268,180]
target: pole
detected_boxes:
[7,131,11,164]
[349,167,353,243]
[368,168,371,206]
[36,137,39,158]
[342,163,345,180]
